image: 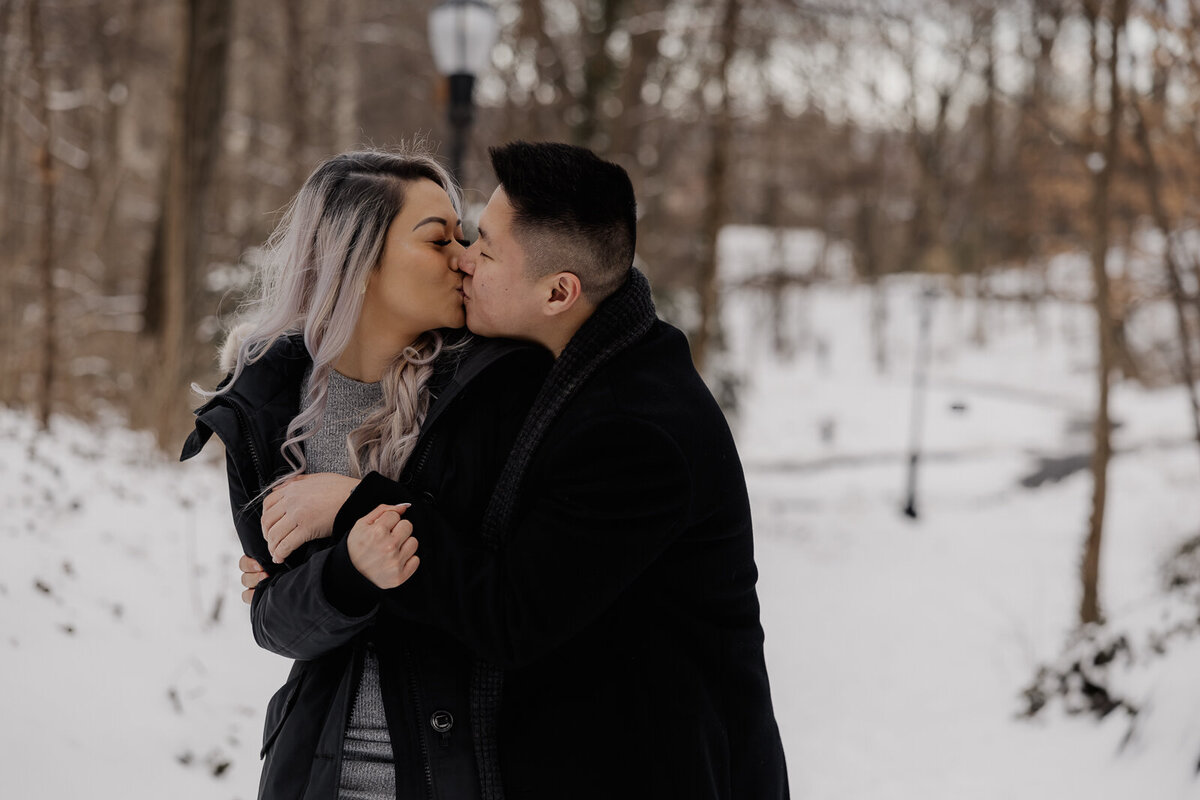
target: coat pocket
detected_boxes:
[261,663,307,758]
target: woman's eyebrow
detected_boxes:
[412,216,451,231]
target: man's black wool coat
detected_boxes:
[328,269,790,800]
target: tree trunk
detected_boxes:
[283,0,310,187]
[1080,0,1127,628]
[86,0,137,291]
[0,0,15,255]
[607,0,663,164]
[27,0,57,431]
[145,0,233,447]
[0,0,20,405]
[330,0,360,153]
[574,0,628,150]
[692,0,741,375]
[1130,99,1200,466]
[970,11,996,347]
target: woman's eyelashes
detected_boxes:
[433,237,473,247]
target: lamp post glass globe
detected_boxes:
[428,0,499,77]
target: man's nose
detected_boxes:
[457,253,475,276]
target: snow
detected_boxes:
[721,261,1200,798]
[2,259,1199,798]
[0,415,289,798]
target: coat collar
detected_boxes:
[478,267,657,549]
[179,330,538,464]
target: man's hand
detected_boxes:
[262,473,360,563]
[239,555,268,605]
[347,504,419,590]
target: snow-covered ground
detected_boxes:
[723,274,1200,800]
[2,272,1199,799]
[0,412,289,798]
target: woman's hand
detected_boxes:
[239,555,268,605]
[347,504,420,590]
[262,473,360,563]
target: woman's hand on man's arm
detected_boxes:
[261,473,360,563]
[240,502,417,605]
[347,504,419,589]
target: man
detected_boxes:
[250,141,789,799]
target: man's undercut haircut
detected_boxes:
[489,141,637,303]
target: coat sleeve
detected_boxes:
[331,414,692,669]
[248,540,380,660]
[207,406,315,575]
[223,449,380,660]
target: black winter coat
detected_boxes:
[179,333,550,800]
[327,271,790,799]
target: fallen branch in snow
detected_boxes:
[1020,631,1138,722]
[1021,531,1200,759]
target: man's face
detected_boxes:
[459,187,547,341]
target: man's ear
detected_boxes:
[543,271,585,317]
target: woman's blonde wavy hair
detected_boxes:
[202,145,463,485]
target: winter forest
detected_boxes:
[3,0,1200,797]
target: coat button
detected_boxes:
[430,710,454,733]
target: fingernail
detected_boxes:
[395,503,411,510]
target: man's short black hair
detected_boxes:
[489,141,637,303]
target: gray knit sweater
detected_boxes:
[301,367,395,799]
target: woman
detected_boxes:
[180,148,548,799]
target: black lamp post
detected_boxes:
[428,0,499,185]
[902,286,938,519]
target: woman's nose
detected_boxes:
[449,242,466,270]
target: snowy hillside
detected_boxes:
[0,414,290,798]
[2,268,1199,798]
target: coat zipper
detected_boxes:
[403,422,439,798]
[333,642,366,793]
[404,645,436,800]
[230,401,268,488]
[409,431,437,481]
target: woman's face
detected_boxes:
[362,178,468,340]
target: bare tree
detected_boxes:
[0,0,23,406]
[1130,97,1200,465]
[0,0,17,261]
[329,0,361,152]
[1079,0,1127,627]
[575,0,631,150]
[26,0,56,431]
[144,0,234,446]
[282,0,312,187]
[692,0,742,375]
[966,8,997,345]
